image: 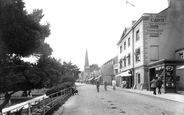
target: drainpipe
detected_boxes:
[132,27,135,88]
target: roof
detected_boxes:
[117,13,156,46]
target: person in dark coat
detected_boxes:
[150,77,157,95]
[96,80,100,92]
[157,77,163,94]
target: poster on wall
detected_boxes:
[146,15,166,37]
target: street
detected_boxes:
[59,83,184,115]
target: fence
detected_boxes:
[0,87,72,115]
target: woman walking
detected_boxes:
[150,77,157,95]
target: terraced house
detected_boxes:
[116,0,184,93]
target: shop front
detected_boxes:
[149,59,184,93]
[117,70,133,88]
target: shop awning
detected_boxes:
[177,65,184,70]
[88,77,95,81]
[95,75,102,80]
[115,70,131,77]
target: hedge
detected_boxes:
[46,82,73,96]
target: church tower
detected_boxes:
[84,49,90,79]
[84,49,89,69]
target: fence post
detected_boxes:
[51,95,53,107]
[42,97,45,114]
[28,103,31,115]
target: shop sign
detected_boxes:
[146,15,166,37]
[166,66,174,72]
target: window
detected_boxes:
[123,56,126,67]
[135,48,140,62]
[127,53,131,65]
[150,46,159,61]
[124,41,126,50]
[128,37,130,47]
[120,46,122,53]
[179,53,183,59]
[136,30,140,41]
[119,59,122,69]
[137,73,140,84]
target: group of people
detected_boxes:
[96,78,117,92]
[150,76,163,95]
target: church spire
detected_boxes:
[84,49,89,68]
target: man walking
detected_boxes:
[96,80,100,92]
[112,78,116,91]
[157,77,163,94]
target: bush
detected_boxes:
[46,82,73,96]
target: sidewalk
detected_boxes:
[112,86,184,103]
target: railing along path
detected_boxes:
[0,87,72,115]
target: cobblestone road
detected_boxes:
[60,83,184,115]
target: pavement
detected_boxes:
[115,86,184,103]
[53,83,184,115]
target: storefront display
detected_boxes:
[148,59,184,93]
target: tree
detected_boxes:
[61,61,81,83]
[0,0,81,112]
[0,0,51,112]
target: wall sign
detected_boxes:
[166,66,174,72]
[146,15,166,37]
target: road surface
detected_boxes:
[60,83,184,115]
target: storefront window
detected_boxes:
[166,76,174,87]
[165,65,174,87]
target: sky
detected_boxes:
[24,0,168,71]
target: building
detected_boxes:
[84,49,91,81]
[101,56,118,85]
[83,49,100,83]
[117,0,184,93]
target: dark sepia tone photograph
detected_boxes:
[0,0,184,115]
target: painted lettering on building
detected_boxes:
[146,15,166,37]
[150,18,165,23]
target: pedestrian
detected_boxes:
[150,77,157,95]
[112,78,116,90]
[28,90,32,97]
[157,77,163,94]
[104,81,107,91]
[96,80,100,92]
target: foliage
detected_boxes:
[46,81,73,96]
[0,0,80,112]
[0,0,51,112]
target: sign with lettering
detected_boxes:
[146,15,166,37]
[166,66,174,72]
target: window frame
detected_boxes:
[136,30,140,41]
[128,37,130,47]
[179,53,183,59]
[124,41,126,50]
[127,53,131,65]
[135,48,141,62]
[120,45,122,53]
[137,73,140,84]
[123,56,126,67]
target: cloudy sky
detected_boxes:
[24,0,168,71]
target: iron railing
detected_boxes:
[0,87,72,115]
